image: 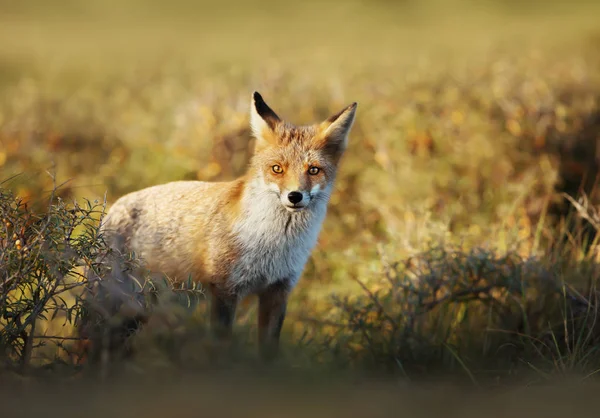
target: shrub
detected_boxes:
[0,180,106,370]
[299,244,600,383]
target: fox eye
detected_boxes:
[272,165,283,174]
[308,166,320,175]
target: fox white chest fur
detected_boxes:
[230,179,329,294]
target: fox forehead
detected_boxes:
[255,124,332,164]
[272,123,318,145]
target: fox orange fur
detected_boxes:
[83,92,357,360]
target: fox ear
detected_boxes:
[250,91,281,140]
[319,102,358,155]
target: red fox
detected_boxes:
[84,92,357,360]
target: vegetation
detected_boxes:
[1,0,600,393]
[0,184,100,370]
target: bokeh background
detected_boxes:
[2,0,600,401]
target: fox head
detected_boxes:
[248,91,357,213]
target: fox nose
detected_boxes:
[287,191,303,204]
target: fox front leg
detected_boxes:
[209,284,238,340]
[258,280,290,360]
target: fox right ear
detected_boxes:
[317,102,358,157]
[250,92,281,140]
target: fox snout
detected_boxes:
[282,189,310,211]
[287,191,303,204]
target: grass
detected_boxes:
[1,0,600,396]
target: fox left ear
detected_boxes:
[250,91,281,141]
[319,102,358,155]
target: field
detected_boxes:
[2,0,600,413]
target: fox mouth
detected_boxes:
[284,204,307,212]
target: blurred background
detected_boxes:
[1,0,600,400]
